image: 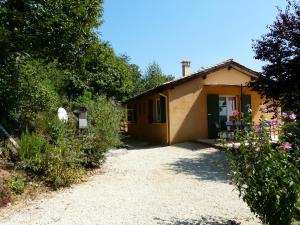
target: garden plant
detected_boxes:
[225,109,300,225]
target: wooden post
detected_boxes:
[0,124,19,148]
[240,84,243,128]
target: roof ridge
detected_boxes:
[125,59,259,103]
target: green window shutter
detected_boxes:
[241,95,252,121]
[160,96,166,123]
[148,99,153,123]
[207,94,219,138]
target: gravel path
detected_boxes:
[0,142,260,225]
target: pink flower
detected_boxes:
[254,125,262,132]
[281,142,292,150]
[232,110,239,116]
[260,108,268,113]
[282,112,288,118]
[289,113,297,120]
[271,119,278,126]
[278,120,285,126]
[255,147,261,152]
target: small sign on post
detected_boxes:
[78,107,88,129]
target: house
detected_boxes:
[125,59,272,145]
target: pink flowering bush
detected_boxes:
[225,109,300,225]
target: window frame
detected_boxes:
[156,98,162,123]
[127,104,137,124]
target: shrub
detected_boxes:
[74,93,124,167]
[8,175,25,195]
[18,126,80,188]
[225,110,300,225]
[18,129,49,173]
[45,144,80,189]
[1,59,64,131]
[17,92,124,187]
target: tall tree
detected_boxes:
[252,1,300,114]
[143,62,174,90]
[0,0,103,64]
[0,0,139,103]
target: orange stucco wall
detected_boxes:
[127,92,169,145]
[168,67,273,144]
[127,67,273,145]
[203,67,253,85]
[168,77,204,144]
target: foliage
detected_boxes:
[143,62,174,91]
[224,110,300,225]
[19,129,50,173]
[18,125,80,188]
[8,175,25,195]
[15,59,62,126]
[74,93,124,167]
[67,42,136,100]
[18,91,124,186]
[0,0,103,64]
[0,0,166,193]
[252,1,300,114]
[0,58,65,131]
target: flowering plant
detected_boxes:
[224,108,300,225]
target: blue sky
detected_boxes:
[100,0,288,78]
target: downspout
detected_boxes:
[159,93,170,145]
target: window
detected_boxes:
[156,99,162,122]
[127,104,137,123]
[148,96,166,124]
[148,99,153,123]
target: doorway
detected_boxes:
[207,95,237,138]
[219,96,237,131]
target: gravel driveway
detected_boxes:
[0,142,260,225]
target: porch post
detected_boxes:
[240,84,243,128]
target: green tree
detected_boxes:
[252,1,300,114]
[143,62,174,90]
[75,42,135,100]
[119,54,145,97]
[0,0,137,111]
[0,0,103,64]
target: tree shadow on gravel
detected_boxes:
[154,216,239,225]
[167,143,230,183]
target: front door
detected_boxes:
[207,95,219,138]
[207,95,238,138]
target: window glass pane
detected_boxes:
[228,97,237,115]
[219,97,227,116]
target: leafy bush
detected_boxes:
[18,129,49,173]
[8,175,25,195]
[18,126,80,188]
[74,93,124,167]
[17,91,124,188]
[225,110,300,225]
[45,143,81,189]
[15,60,62,126]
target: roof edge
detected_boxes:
[125,59,260,103]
